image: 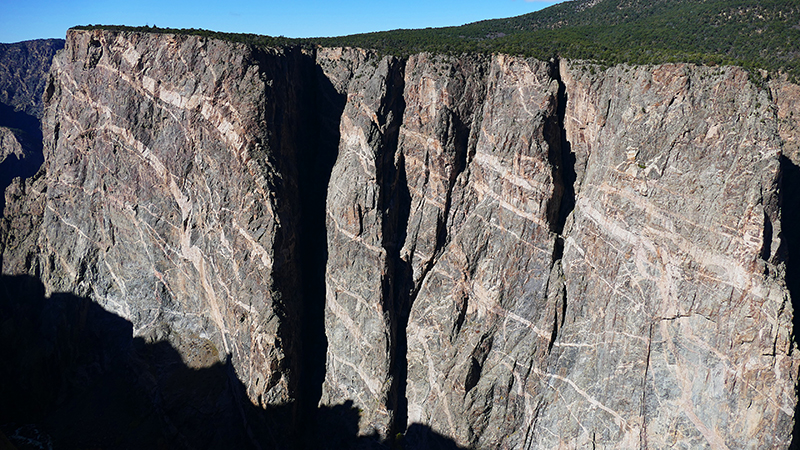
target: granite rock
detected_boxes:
[38,29,310,411]
[1,28,798,448]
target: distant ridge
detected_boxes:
[0,38,65,119]
[76,0,800,80]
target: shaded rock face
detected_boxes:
[0,39,61,220]
[0,39,64,284]
[0,274,416,450]
[0,126,44,217]
[0,38,65,120]
[0,39,60,282]
[2,28,799,449]
[0,39,64,178]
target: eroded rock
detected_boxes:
[1,28,798,449]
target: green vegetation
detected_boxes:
[75,0,800,80]
[73,24,305,49]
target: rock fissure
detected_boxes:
[548,57,576,250]
[293,48,347,430]
[372,57,410,436]
[778,154,800,449]
[543,58,575,354]
[640,322,654,449]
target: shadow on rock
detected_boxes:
[780,156,800,450]
[0,274,464,449]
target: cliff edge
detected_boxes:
[1,28,798,449]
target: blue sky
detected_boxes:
[1,0,566,43]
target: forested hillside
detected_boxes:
[78,0,800,80]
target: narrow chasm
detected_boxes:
[544,59,576,350]
[779,155,800,449]
[295,53,347,429]
[547,58,577,255]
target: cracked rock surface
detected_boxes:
[1,29,799,449]
[38,29,308,409]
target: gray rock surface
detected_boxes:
[38,29,308,410]
[548,61,793,449]
[1,28,798,448]
[404,54,565,447]
[318,47,405,436]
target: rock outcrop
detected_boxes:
[318,48,406,436]
[2,28,799,449]
[36,30,317,414]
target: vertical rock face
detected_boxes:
[38,29,308,408]
[543,61,794,449]
[401,60,798,449]
[319,49,406,435]
[397,53,489,290]
[2,29,799,448]
[404,55,564,447]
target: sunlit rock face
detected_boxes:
[404,59,798,448]
[534,61,795,449]
[2,28,798,448]
[38,29,309,408]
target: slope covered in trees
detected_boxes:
[76,0,800,79]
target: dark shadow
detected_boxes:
[0,274,291,449]
[780,156,800,449]
[0,103,42,140]
[0,274,465,449]
[243,46,347,434]
[547,58,576,246]
[294,56,347,425]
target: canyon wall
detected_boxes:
[38,30,312,410]
[2,29,799,448]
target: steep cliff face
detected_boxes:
[318,48,406,436]
[38,29,311,410]
[407,60,797,448]
[548,62,793,449]
[2,29,799,449]
[404,55,564,446]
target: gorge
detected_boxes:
[1,27,799,449]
